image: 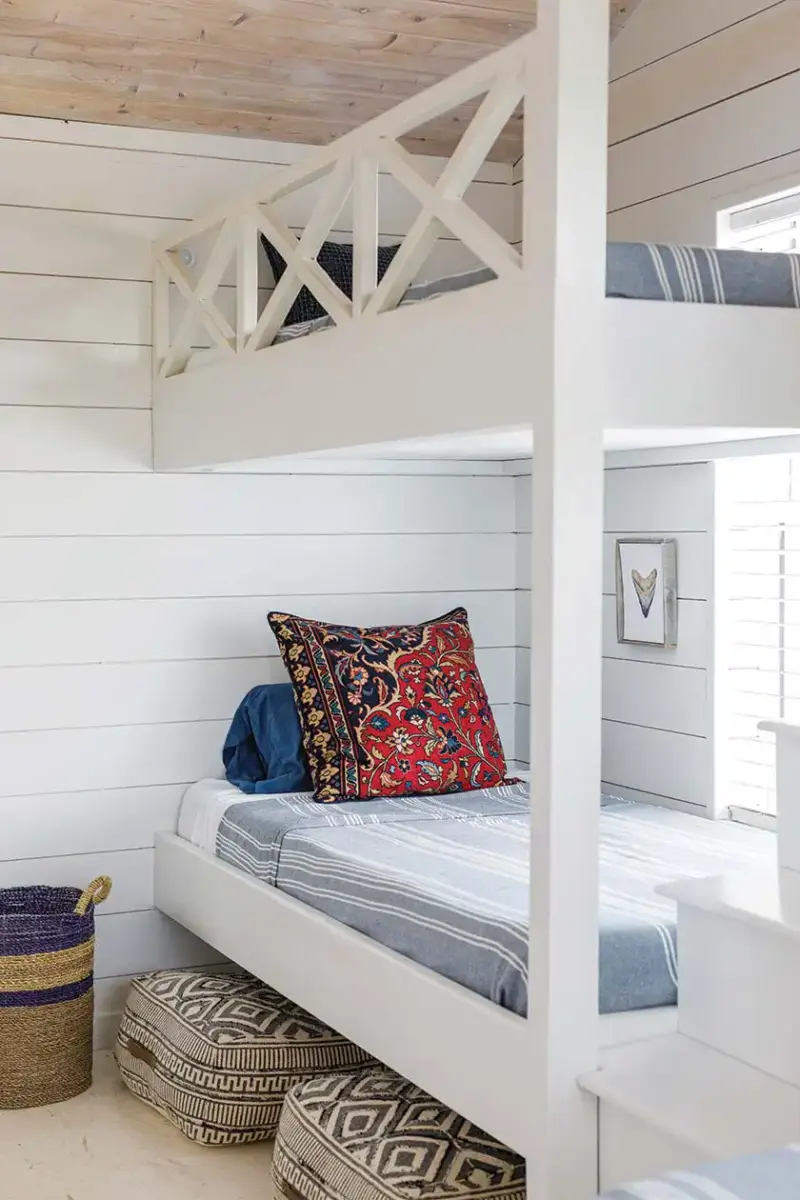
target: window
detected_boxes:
[718,186,800,253]
[717,455,800,819]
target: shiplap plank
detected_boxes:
[0,274,149,344]
[516,531,710,600]
[0,705,514,797]
[0,206,172,280]
[0,648,514,732]
[0,114,508,181]
[0,472,511,536]
[609,0,782,81]
[0,849,153,915]
[610,2,800,145]
[599,780,706,815]
[0,722,227,797]
[601,595,709,668]
[517,465,713,534]
[0,138,512,237]
[513,704,530,768]
[494,703,514,762]
[601,721,709,808]
[0,591,515,667]
[608,70,800,213]
[516,657,708,738]
[0,113,312,164]
[516,594,709,668]
[0,408,151,472]
[94,910,222,979]
[605,465,711,533]
[0,207,481,294]
[608,139,800,247]
[0,341,151,409]
[513,471,532,533]
[0,784,184,859]
[0,533,514,601]
[602,658,708,737]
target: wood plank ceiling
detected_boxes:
[0,0,642,159]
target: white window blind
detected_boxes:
[718,455,800,816]
[720,187,800,252]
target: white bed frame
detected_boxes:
[149,2,797,1195]
[155,834,676,1150]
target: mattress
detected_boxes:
[184,243,800,372]
[177,780,774,1016]
[602,1145,800,1200]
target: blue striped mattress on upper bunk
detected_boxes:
[271,243,800,345]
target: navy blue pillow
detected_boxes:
[223,683,311,794]
[261,237,400,326]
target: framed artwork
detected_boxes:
[615,538,678,648]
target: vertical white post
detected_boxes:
[152,256,170,379]
[758,722,800,872]
[524,1,609,1198]
[237,214,260,351]
[352,149,379,317]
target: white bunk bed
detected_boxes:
[151,3,797,1197]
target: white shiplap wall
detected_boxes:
[608,0,800,243]
[0,116,516,1046]
[513,461,715,814]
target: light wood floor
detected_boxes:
[0,1052,274,1199]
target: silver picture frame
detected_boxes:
[615,537,678,648]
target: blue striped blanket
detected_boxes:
[269,244,800,343]
[601,1145,800,1198]
[207,784,774,1016]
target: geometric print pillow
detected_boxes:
[268,606,510,802]
[261,237,400,327]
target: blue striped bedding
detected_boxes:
[269,244,800,344]
[601,1145,800,1199]
[211,784,774,1016]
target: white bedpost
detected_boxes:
[524,1,609,1197]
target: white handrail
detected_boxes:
[151,34,529,380]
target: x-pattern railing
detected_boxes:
[152,34,529,380]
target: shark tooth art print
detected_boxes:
[631,567,658,618]
[615,538,678,648]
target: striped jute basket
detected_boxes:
[0,876,112,1109]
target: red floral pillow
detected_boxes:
[268,607,510,803]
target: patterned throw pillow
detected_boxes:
[261,238,400,326]
[268,607,509,802]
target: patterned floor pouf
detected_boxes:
[273,1069,525,1200]
[115,970,376,1145]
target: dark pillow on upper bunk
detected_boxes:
[222,683,311,794]
[268,607,511,803]
[261,237,400,326]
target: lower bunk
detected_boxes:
[153,780,773,1155]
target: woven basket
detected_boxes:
[0,876,112,1109]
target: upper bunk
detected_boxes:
[150,29,800,471]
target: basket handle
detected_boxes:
[74,875,113,916]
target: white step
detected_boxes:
[580,1032,800,1181]
[660,868,800,1086]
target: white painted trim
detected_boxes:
[605,435,800,470]
[729,806,778,831]
[581,1032,800,1164]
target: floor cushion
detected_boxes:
[115,970,376,1145]
[272,1069,525,1200]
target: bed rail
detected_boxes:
[151,35,528,380]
